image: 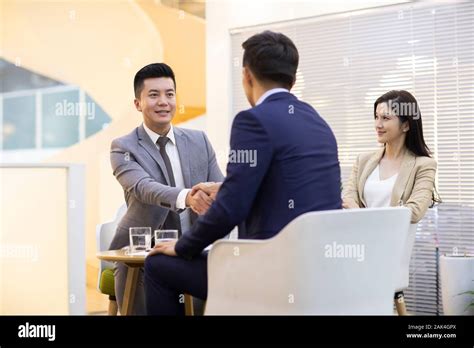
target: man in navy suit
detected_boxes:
[144,30,342,315]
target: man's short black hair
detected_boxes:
[134,63,176,98]
[242,31,299,89]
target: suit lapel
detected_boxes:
[174,127,191,188]
[390,150,416,206]
[358,148,384,206]
[137,125,171,185]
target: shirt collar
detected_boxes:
[143,123,176,145]
[256,88,290,106]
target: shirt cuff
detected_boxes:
[176,189,191,210]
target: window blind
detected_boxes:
[230,1,473,315]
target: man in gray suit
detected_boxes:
[109,63,223,315]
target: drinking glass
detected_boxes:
[154,229,178,243]
[129,227,152,253]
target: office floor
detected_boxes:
[86,284,410,316]
[86,284,109,315]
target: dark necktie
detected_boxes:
[156,136,182,237]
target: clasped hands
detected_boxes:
[185,182,222,215]
[148,182,222,258]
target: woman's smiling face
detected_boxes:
[374,102,408,144]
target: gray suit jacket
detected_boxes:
[109,124,224,250]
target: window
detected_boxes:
[0,59,112,155]
[2,95,36,150]
[42,89,80,148]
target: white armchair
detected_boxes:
[205,207,412,315]
[96,204,127,315]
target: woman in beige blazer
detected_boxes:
[343,90,439,315]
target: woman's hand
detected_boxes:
[342,198,360,209]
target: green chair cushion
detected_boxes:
[99,268,115,296]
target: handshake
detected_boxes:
[185,182,222,215]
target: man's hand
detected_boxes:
[191,182,222,200]
[185,189,213,215]
[342,198,360,209]
[147,240,177,257]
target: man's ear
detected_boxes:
[243,67,253,87]
[134,98,142,112]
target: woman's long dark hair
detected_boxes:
[374,90,441,205]
[374,90,431,157]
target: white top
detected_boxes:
[142,123,191,233]
[363,165,398,208]
[256,88,290,105]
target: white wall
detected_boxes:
[0,165,85,314]
[206,0,411,169]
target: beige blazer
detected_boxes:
[343,148,437,223]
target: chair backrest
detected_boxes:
[396,223,417,291]
[96,204,127,290]
[206,207,411,315]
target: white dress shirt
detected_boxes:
[363,165,399,208]
[256,87,290,105]
[143,123,191,233]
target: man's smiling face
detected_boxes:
[135,77,176,131]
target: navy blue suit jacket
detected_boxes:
[175,92,342,259]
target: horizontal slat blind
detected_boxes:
[231,1,474,315]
